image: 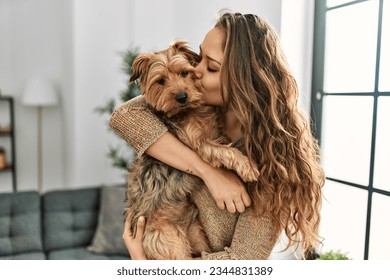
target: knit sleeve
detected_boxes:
[109,95,168,157]
[201,210,279,260]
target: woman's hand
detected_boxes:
[199,165,251,213]
[122,216,147,260]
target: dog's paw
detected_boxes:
[236,160,260,182]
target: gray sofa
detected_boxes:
[0,186,129,260]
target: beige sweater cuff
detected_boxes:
[109,96,168,157]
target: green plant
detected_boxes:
[95,47,141,172]
[316,250,350,260]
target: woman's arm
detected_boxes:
[201,210,279,260]
[109,96,168,157]
[110,96,250,213]
[146,133,251,213]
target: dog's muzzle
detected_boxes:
[175,92,188,104]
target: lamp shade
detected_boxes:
[21,77,58,107]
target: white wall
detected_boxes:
[0,0,68,192]
[71,0,133,187]
[131,0,282,51]
[0,0,313,193]
[281,0,315,114]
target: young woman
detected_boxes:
[110,11,325,260]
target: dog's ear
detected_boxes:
[171,40,200,66]
[129,53,153,84]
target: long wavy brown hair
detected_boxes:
[216,11,325,255]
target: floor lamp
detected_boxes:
[22,77,58,194]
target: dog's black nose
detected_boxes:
[175,92,188,104]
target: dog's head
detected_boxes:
[129,40,203,117]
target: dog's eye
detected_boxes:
[180,71,188,78]
[157,78,165,85]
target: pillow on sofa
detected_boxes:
[87,185,128,256]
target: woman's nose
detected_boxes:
[194,70,202,79]
[194,63,203,79]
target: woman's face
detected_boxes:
[195,27,225,106]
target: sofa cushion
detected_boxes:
[88,185,128,256]
[0,191,44,258]
[48,247,128,260]
[43,187,101,252]
[0,252,46,260]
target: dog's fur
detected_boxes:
[126,40,259,259]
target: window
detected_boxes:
[311,0,390,259]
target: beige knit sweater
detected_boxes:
[109,96,278,260]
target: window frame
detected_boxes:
[310,0,390,260]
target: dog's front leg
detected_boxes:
[195,140,259,182]
[179,120,259,182]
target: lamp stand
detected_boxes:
[37,106,43,194]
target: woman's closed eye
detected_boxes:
[207,67,218,73]
[207,60,220,73]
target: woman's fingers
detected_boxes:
[225,201,236,213]
[122,216,148,260]
[216,200,225,211]
[123,215,132,240]
[213,189,250,213]
[201,166,252,213]
[123,216,146,240]
[233,199,245,213]
[218,194,250,213]
[242,192,251,208]
[135,216,145,241]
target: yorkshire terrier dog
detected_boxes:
[126,40,259,260]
